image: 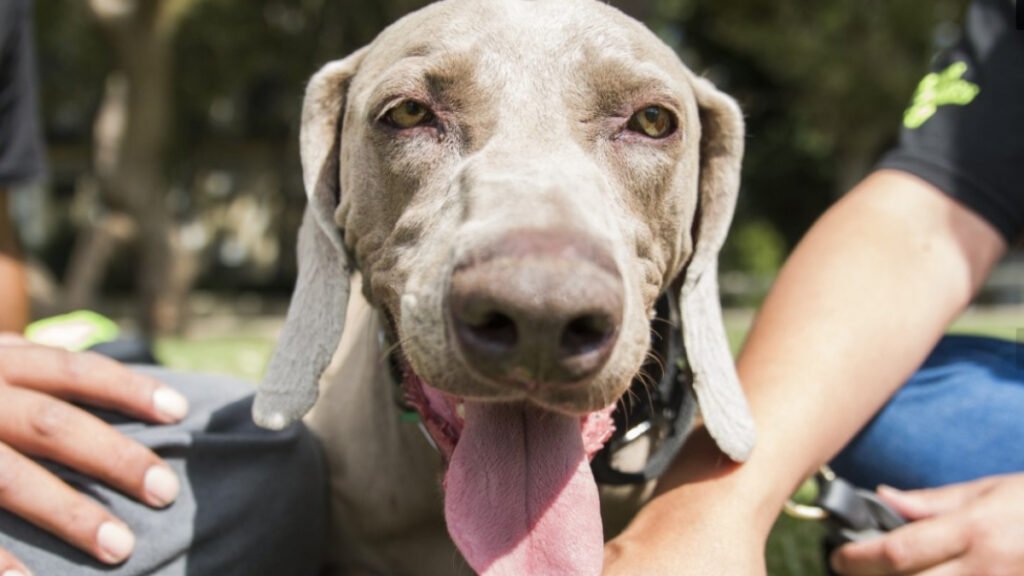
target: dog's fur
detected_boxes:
[253,1,755,574]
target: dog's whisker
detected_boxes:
[635,369,657,392]
[624,384,641,404]
[619,384,643,431]
[635,371,657,410]
[377,332,421,364]
[650,315,676,327]
[643,349,667,376]
[450,547,466,575]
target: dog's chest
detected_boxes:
[305,295,459,575]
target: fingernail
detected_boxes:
[878,484,902,495]
[144,465,180,507]
[3,569,31,576]
[97,522,135,564]
[153,387,189,421]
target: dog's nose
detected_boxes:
[448,230,623,388]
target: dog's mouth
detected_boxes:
[391,335,615,576]
[399,357,617,465]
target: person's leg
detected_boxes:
[832,334,1024,490]
[0,188,30,333]
[0,369,328,576]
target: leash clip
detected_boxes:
[785,465,907,544]
[783,465,836,521]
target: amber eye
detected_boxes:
[627,105,676,138]
[385,100,434,129]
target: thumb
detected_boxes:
[877,478,994,520]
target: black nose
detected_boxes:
[448,230,623,388]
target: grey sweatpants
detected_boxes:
[0,368,328,575]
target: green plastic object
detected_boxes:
[25,310,121,352]
[903,61,980,129]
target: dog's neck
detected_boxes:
[306,285,463,574]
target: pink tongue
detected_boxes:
[444,402,603,576]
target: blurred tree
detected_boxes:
[36,0,434,334]
[58,0,202,335]
[650,0,970,253]
[31,0,975,324]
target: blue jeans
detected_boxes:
[832,334,1024,490]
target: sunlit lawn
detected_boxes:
[155,336,275,383]
[154,306,1024,576]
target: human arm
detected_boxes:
[0,187,30,333]
[0,336,189,572]
[604,169,1007,574]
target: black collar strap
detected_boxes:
[589,292,697,485]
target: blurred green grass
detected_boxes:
[155,336,274,383]
[154,307,1023,576]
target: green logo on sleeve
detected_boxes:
[903,62,980,129]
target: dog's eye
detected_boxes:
[385,100,434,129]
[627,105,676,139]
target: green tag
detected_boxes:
[26,310,121,352]
[903,62,980,129]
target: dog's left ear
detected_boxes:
[679,77,756,461]
[253,49,367,430]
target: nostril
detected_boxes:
[459,311,519,352]
[560,313,615,357]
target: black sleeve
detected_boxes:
[0,0,46,187]
[876,0,1024,244]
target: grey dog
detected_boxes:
[254,0,756,574]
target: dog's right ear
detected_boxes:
[253,49,368,430]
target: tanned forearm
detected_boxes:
[606,170,1007,573]
[0,187,30,332]
[727,170,1005,516]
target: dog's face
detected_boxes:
[256,1,754,574]
[342,0,705,415]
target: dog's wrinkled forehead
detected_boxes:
[347,0,697,131]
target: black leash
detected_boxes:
[786,466,907,548]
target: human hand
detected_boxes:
[831,474,1024,575]
[0,335,189,573]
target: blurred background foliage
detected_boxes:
[24,0,977,334]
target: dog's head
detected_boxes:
[255,0,754,573]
